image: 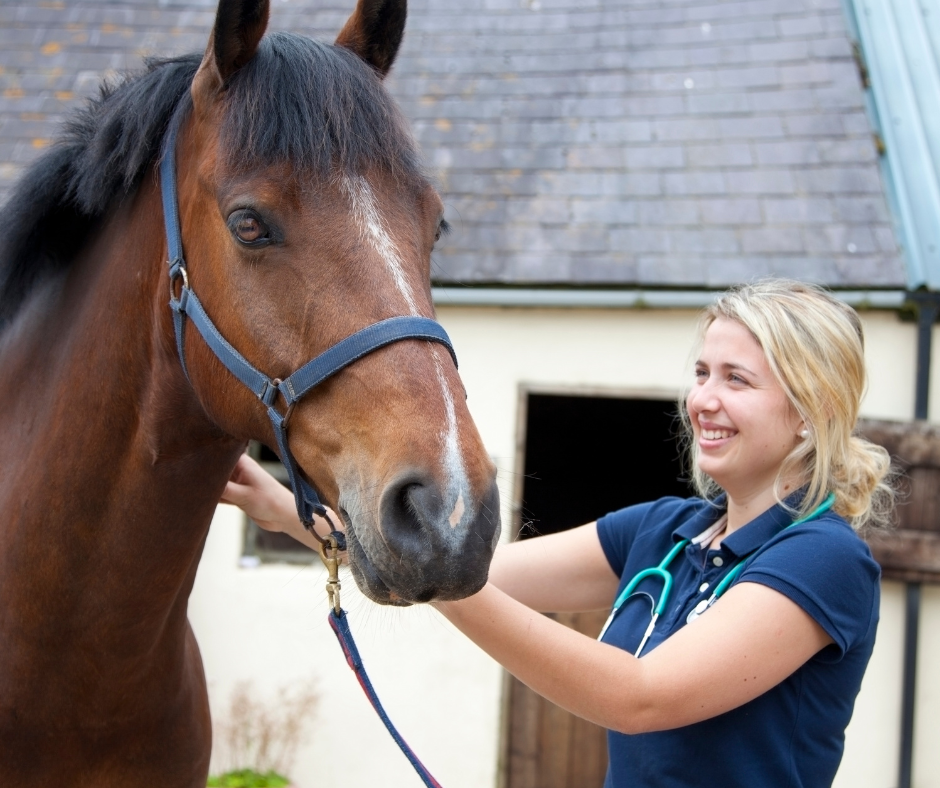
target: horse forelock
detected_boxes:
[218,33,421,181]
[0,31,422,329]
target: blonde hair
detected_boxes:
[680,279,894,531]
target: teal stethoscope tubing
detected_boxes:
[597,493,837,655]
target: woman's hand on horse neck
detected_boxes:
[435,526,832,735]
[222,454,341,552]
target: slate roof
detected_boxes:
[0,0,906,289]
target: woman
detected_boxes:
[224,280,892,787]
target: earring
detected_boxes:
[799,428,810,439]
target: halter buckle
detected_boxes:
[260,378,280,408]
[319,535,342,615]
[169,259,189,299]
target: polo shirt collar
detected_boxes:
[673,491,805,558]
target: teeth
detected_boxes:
[702,429,733,440]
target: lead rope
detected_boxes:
[319,537,444,788]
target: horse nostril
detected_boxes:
[380,478,434,556]
[372,474,500,600]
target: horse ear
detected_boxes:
[335,0,407,77]
[193,0,270,109]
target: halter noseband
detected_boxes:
[159,122,457,538]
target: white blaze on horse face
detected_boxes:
[449,492,466,529]
[342,174,419,315]
[343,174,470,532]
[434,349,469,533]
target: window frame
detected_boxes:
[241,441,318,564]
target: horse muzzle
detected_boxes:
[341,474,501,605]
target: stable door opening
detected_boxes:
[502,390,692,788]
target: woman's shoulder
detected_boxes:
[765,510,877,565]
[748,509,879,580]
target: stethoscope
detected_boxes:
[597,493,837,656]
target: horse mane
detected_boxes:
[0,32,421,327]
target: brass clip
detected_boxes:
[319,535,342,615]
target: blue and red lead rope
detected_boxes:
[328,608,444,788]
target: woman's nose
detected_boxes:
[688,381,718,414]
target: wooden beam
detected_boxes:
[858,420,940,582]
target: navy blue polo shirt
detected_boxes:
[596,496,880,788]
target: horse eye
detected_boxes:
[435,218,451,244]
[228,210,271,247]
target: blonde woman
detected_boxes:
[226,280,892,788]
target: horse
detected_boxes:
[0,0,500,783]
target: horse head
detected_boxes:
[169,0,500,604]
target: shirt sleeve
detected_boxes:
[596,502,654,577]
[596,497,695,578]
[737,517,881,661]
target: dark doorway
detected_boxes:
[503,392,693,788]
[519,393,692,538]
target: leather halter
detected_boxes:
[159,120,457,535]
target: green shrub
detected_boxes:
[207,768,290,787]
[209,680,318,784]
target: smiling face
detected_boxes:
[685,317,805,506]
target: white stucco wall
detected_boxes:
[189,305,939,788]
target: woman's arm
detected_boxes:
[487,523,620,612]
[221,454,338,551]
[223,458,831,730]
[434,579,832,734]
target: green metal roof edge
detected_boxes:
[844,0,940,291]
[432,286,906,310]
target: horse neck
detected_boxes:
[0,171,243,655]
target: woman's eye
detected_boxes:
[228,210,272,246]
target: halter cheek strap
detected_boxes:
[159,122,457,534]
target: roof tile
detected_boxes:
[0,0,905,289]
